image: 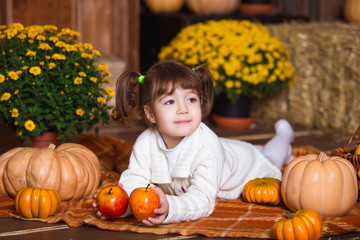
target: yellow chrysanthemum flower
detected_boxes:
[29,66,41,76]
[90,77,97,83]
[76,108,85,116]
[105,87,115,97]
[11,108,19,117]
[0,74,5,83]
[74,77,82,85]
[97,97,106,104]
[1,92,11,101]
[24,120,36,132]
[8,71,19,80]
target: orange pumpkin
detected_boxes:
[281,152,358,216]
[242,177,281,205]
[0,143,101,201]
[15,187,61,218]
[186,0,239,15]
[273,209,322,240]
[344,0,360,24]
[144,0,185,14]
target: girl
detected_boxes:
[110,60,294,225]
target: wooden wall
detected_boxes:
[0,0,140,70]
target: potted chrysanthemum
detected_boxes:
[0,23,115,146]
[158,19,294,128]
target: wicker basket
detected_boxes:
[331,140,360,199]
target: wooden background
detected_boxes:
[0,0,139,70]
[0,0,349,71]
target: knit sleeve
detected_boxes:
[163,152,221,224]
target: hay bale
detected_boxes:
[252,21,360,138]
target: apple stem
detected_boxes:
[146,184,150,192]
[108,187,113,194]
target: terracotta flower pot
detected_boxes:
[239,0,275,15]
[30,132,61,148]
[212,94,255,129]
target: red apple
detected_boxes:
[96,185,128,218]
[129,184,160,220]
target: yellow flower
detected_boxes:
[74,77,82,85]
[8,71,19,80]
[97,97,106,104]
[11,108,19,117]
[1,92,11,101]
[90,77,97,83]
[49,36,59,42]
[14,89,19,94]
[78,72,86,77]
[65,44,77,52]
[26,49,36,56]
[38,43,52,50]
[55,41,66,48]
[29,66,41,76]
[36,35,46,41]
[105,87,115,97]
[83,43,93,49]
[97,62,109,72]
[76,108,85,116]
[24,120,36,132]
[5,28,17,39]
[48,62,56,69]
[52,53,66,60]
[0,74,5,83]
[18,131,22,136]
[9,22,24,30]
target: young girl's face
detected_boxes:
[144,87,202,149]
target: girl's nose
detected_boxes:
[177,102,188,115]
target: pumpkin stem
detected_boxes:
[285,210,294,219]
[108,187,113,195]
[48,143,56,150]
[318,151,327,162]
[145,184,150,192]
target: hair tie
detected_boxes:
[192,67,195,72]
[138,75,145,84]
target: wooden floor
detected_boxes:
[0,119,359,240]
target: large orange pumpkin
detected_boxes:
[186,0,239,15]
[281,152,358,216]
[273,209,322,240]
[144,0,185,14]
[242,177,281,205]
[344,0,360,24]
[0,143,101,201]
[15,187,61,218]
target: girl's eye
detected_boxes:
[165,100,175,105]
[187,97,197,103]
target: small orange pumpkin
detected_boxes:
[281,152,358,216]
[15,187,61,219]
[242,177,281,205]
[273,209,322,240]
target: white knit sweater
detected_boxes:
[119,122,281,224]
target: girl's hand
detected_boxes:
[92,182,124,220]
[141,186,169,226]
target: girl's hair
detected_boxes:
[112,59,214,126]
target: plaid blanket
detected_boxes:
[0,135,359,238]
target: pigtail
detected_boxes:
[193,63,214,118]
[111,71,144,126]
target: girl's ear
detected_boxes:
[144,105,156,124]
